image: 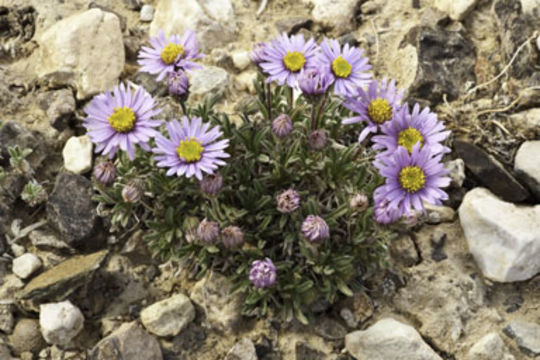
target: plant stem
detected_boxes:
[266,83,273,121]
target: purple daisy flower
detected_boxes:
[152,116,230,180]
[138,29,203,81]
[316,39,371,97]
[377,144,451,215]
[260,33,318,87]
[84,84,161,160]
[298,69,332,97]
[249,258,277,289]
[372,103,451,158]
[342,78,404,142]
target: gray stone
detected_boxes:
[434,0,479,20]
[445,158,466,188]
[18,250,108,301]
[140,293,195,337]
[510,109,540,138]
[314,317,347,340]
[36,9,125,99]
[468,332,515,360]
[0,121,47,171]
[40,301,84,346]
[29,230,74,252]
[295,342,326,360]
[345,318,442,360]
[149,0,236,50]
[47,173,100,249]
[62,136,93,175]
[454,140,530,202]
[12,253,42,279]
[514,141,540,200]
[225,338,257,360]
[190,271,243,330]
[275,17,312,35]
[0,344,14,360]
[8,319,47,355]
[503,321,540,357]
[140,4,154,22]
[89,321,162,360]
[189,66,230,98]
[459,188,540,282]
[0,304,15,334]
[303,0,358,34]
[390,235,420,267]
[37,89,76,131]
[424,204,456,224]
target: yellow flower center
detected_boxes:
[176,137,204,163]
[332,56,352,78]
[398,127,424,153]
[160,43,185,64]
[283,51,306,72]
[399,166,426,193]
[107,107,136,133]
[367,98,393,124]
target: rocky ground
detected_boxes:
[0,0,539,359]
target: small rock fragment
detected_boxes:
[445,158,466,188]
[225,338,257,360]
[469,332,515,360]
[424,204,456,224]
[140,293,195,337]
[140,4,154,22]
[12,253,42,279]
[304,0,358,34]
[232,51,251,71]
[8,319,47,355]
[40,301,84,346]
[189,66,230,98]
[503,321,540,357]
[514,141,540,200]
[62,136,93,175]
[0,304,15,334]
[434,0,479,21]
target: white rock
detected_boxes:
[10,244,25,258]
[537,35,540,52]
[468,333,515,360]
[40,301,84,346]
[140,4,154,22]
[235,71,257,95]
[225,338,257,360]
[434,0,479,21]
[140,293,195,337]
[62,135,93,174]
[345,318,442,360]
[303,0,358,34]
[232,51,251,71]
[458,187,540,282]
[12,253,42,279]
[149,0,236,50]
[445,158,466,188]
[36,9,125,99]
[514,141,540,199]
[521,0,540,16]
[189,66,230,97]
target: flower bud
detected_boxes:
[93,161,116,186]
[200,173,223,196]
[272,114,293,138]
[308,130,327,150]
[168,70,189,97]
[298,69,332,98]
[276,189,300,213]
[301,215,329,243]
[249,258,277,289]
[349,193,368,212]
[122,180,143,203]
[221,226,244,249]
[197,218,220,245]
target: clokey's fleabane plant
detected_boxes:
[89,30,451,323]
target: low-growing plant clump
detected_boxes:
[87,29,450,323]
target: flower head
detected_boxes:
[250,42,268,65]
[138,29,203,81]
[372,103,450,158]
[377,144,450,215]
[197,219,220,245]
[200,173,223,196]
[349,193,369,212]
[84,84,161,160]
[93,161,116,186]
[316,39,371,97]
[153,117,229,180]
[260,33,318,87]
[276,189,301,213]
[249,258,277,289]
[272,114,293,138]
[298,69,332,97]
[122,180,144,203]
[221,226,244,249]
[308,130,327,150]
[373,185,401,224]
[301,215,329,243]
[168,70,189,97]
[343,78,403,142]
